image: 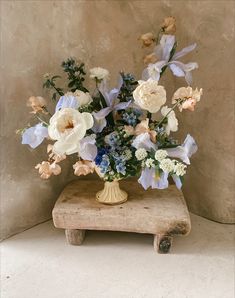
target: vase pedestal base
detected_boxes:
[52,180,191,253]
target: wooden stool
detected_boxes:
[52,180,191,253]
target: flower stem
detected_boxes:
[147,111,152,121]
[43,107,52,117]
[36,115,49,126]
[156,98,184,129]
[49,80,64,96]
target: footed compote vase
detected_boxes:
[96,180,128,205]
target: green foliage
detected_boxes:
[61,58,88,92]
[160,41,178,77]
[43,75,64,101]
[118,72,138,102]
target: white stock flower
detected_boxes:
[48,108,94,155]
[154,149,168,161]
[133,79,166,113]
[159,158,174,173]
[74,90,92,106]
[145,158,155,168]
[174,162,187,176]
[161,106,178,135]
[135,148,148,161]
[123,149,132,161]
[89,67,109,81]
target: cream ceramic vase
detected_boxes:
[96,180,128,205]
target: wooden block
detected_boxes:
[65,229,86,245]
[153,234,173,254]
[52,180,191,253]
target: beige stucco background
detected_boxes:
[1,0,234,240]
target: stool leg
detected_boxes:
[153,234,173,253]
[65,229,86,245]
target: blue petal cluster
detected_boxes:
[99,155,110,173]
[94,148,109,165]
[122,109,142,126]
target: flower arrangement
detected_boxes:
[19,17,202,204]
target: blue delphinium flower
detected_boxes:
[95,148,109,165]
[122,112,137,126]
[105,132,121,147]
[122,109,142,126]
[116,162,126,175]
[99,155,110,173]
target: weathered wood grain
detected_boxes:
[52,180,191,253]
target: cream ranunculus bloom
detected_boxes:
[48,108,94,155]
[73,90,92,106]
[133,79,167,113]
[89,67,109,81]
[172,87,203,111]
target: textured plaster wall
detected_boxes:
[0,0,234,239]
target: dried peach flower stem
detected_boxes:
[35,115,49,126]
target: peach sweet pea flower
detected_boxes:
[139,32,155,47]
[73,160,95,176]
[27,96,47,114]
[123,125,135,136]
[172,87,203,112]
[143,53,158,65]
[161,16,176,34]
[47,144,66,163]
[35,161,61,179]
[135,119,157,143]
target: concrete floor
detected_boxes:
[1,214,234,298]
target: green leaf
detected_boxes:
[52,93,57,101]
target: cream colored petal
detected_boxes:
[82,112,94,130]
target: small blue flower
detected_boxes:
[95,148,109,165]
[99,155,110,173]
[122,112,137,125]
[105,132,121,147]
[116,162,126,175]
